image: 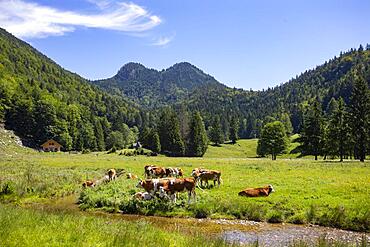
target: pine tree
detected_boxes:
[208,115,224,146]
[148,129,161,153]
[158,107,185,156]
[187,111,208,157]
[349,71,370,162]
[299,99,324,160]
[229,116,239,144]
[329,98,351,161]
[257,121,289,160]
[94,118,105,151]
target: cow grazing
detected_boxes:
[158,178,196,203]
[192,168,221,187]
[144,165,158,178]
[82,180,95,188]
[107,169,117,181]
[126,173,138,179]
[95,175,110,186]
[238,185,275,197]
[135,192,153,200]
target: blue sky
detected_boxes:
[0,0,369,90]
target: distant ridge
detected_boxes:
[93,62,224,108]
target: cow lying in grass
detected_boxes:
[238,185,275,197]
[136,178,196,203]
[191,168,221,188]
[134,191,153,200]
[126,173,138,179]
[82,180,95,188]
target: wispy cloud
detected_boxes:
[0,0,161,39]
[86,0,112,9]
[151,35,175,46]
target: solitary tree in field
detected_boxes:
[299,99,324,160]
[349,71,370,162]
[257,121,289,160]
[187,111,208,157]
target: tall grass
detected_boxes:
[0,205,231,247]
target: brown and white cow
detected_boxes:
[107,169,117,181]
[158,178,196,203]
[134,191,153,200]
[192,168,221,187]
[82,180,95,188]
[165,167,184,178]
[136,178,169,195]
[144,165,157,178]
[126,173,138,179]
[238,185,275,197]
[144,165,167,178]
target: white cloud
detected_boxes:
[86,0,111,9]
[151,35,174,46]
[0,0,162,39]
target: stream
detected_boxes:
[24,195,369,247]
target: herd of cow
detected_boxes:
[82,165,275,204]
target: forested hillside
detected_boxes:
[1,26,369,156]
[93,62,222,108]
[93,46,370,140]
[0,28,142,151]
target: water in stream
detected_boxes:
[25,195,369,247]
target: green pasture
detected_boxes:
[1,146,369,232]
[205,135,301,159]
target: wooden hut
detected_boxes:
[41,139,62,152]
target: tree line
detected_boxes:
[257,67,370,162]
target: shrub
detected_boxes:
[267,210,284,223]
[0,181,15,195]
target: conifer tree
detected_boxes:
[208,115,224,146]
[349,71,370,162]
[229,116,239,144]
[299,99,324,160]
[94,118,105,151]
[327,98,351,161]
[148,130,161,153]
[187,111,208,157]
[158,107,185,156]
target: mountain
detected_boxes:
[93,62,223,108]
[0,28,142,151]
[1,25,368,149]
[93,46,370,139]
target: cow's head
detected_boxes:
[136,179,144,188]
[158,186,167,198]
[268,184,275,193]
[191,169,200,178]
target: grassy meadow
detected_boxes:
[1,146,369,232]
[1,128,370,247]
[0,205,230,247]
